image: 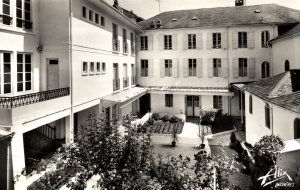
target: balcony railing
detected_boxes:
[123,42,128,54]
[131,76,137,86]
[0,87,70,108]
[0,14,13,25]
[112,39,120,52]
[123,77,129,88]
[113,78,120,91]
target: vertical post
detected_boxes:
[213,167,216,190]
[65,115,73,145]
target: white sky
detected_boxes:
[104,0,300,19]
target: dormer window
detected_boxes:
[150,20,155,28]
[254,10,261,13]
[191,17,198,20]
[172,18,177,22]
[156,20,162,28]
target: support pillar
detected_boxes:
[65,115,74,145]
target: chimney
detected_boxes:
[235,0,245,6]
[113,0,119,8]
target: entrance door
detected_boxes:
[186,95,200,117]
[47,59,59,90]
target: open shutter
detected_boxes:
[138,59,141,77]
[183,58,188,78]
[173,58,178,77]
[196,58,203,77]
[148,34,153,51]
[148,59,153,77]
[232,32,238,49]
[248,57,255,79]
[207,58,213,78]
[160,59,165,77]
[222,58,228,78]
[221,31,227,50]
[207,32,212,50]
[248,31,255,49]
[159,34,164,50]
[172,34,177,50]
[233,58,239,78]
[197,33,202,50]
[183,33,188,50]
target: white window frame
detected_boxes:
[165,59,172,77]
[188,34,196,49]
[238,32,247,48]
[82,61,88,76]
[261,30,270,48]
[140,36,148,50]
[17,53,32,93]
[212,33,221,49]
[164,35,172,50]
[188,59,197,77]
[0,51,12,95]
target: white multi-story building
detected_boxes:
[136,3,300,120]
[0,0,144,189]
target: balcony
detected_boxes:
[113,78,120,91]
[112,39,120,52]
[131,76,137,86]
[123,77,129,88]
[123,42,128,54]
[0,14,12,25]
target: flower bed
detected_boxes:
[150,121,184,134]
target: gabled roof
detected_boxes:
[270,23,300,43]
[268,91,300,114]
[139,4,300,30]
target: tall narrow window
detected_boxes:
[249,95,253,114]
[100,16,105,26]
[82,61,88,76]
[82,6,87,18]
[17,53,32,92]
[141,59,148,77]
[188,59,196,76]
[265,104,271,129]
[239,58,247,77]
[16,0,22,27]
[261,31,270,48]
[165,94,173,107]
[2,0,11,25]
[213,33,221,49]
[140,36,148,50]
[294,118,300,139]
[23,0,31,29]
[238,32,247,48]
[261,61,270,78]
[188,34,196,49]
[123,64,128,87]
[112,23,119,52]
[2,52,11,94]
[130,33,135,54]
[123,29,128,53]
[213,96,222,109]
[164,35,172,50]
[285,60,290,71]
[90,62,95,75]
[165,59,172,77]
[95,13,99,24]
[89,10,93,21]
[213,58,221,77]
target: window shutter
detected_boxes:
[207,32,212,50]
[172,34,177,50]
[148,34,153,51]
[248,57,255,79]
[197,33,202,50]
[196,58,203,77]
[172,58,178,77]
[183,33,188,50]
[232,32,238,49]
[248,31,255,49]
[159,34,164,50]
[233,58,239,78]
[138,59,142,77]
[160,59,165,77]
[221,58,228,78]
[221,32,227,49]
[207,58,213,78]
[148,59,153,77]
[183,58,188,78]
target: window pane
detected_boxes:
[17,0,22,8]
[17,73,23,82]
[4,64,11,72]
[25,73,31,81]
[17,9,22,18]
[25,54,31,63]
[17,83,23,92]
[3,5,10,15]
[25,12,31,20]
[4,74,11,83]
[24,2,30,11]
[25,82,31,90]
[17,64,23,72]
[4,84,11,94]
[3,53,11,62]
[25,64,31,72]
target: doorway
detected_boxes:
[47,59,59,90]
[186,95,200,117]
[140,93,151,115]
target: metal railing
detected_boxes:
[131,76,137,86]
[123,77,129,88]
[0,87,70,108]
[112,39,120,52]
[0,14,12,25]
[113,78,120,91]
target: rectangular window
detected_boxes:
[130,33,135,54]
[165,59,172,77]
[123,28,128,53]
[2,0,11,25]
[101,62,106,74]
[164,35,172,50]
[96,62,100,74]
[82,61,88,76]
[213,96,222,109]
[165,94,173,107]
[16,0,22,27]
[89,10,93,21]
[213,33,221,49]
[0,52,12,94]
[101,16,105,27]
[112,23,119,52]
[16,0,31,29]
[188,59,197,76]
[213,58,222,77]
[140,36,148,50]
[95,13,99,24]
[141,59,148,77]
[239,58,247,77]
[82,6,87,18]
[89,62,95,75]
[238,32,247,48]
[261,31,270,48]
[188,34,196,49]
[17,53,32,92]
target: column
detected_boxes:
[65,115,74,145]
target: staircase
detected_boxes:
[233,118,246,142]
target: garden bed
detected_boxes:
[150,121,184,134]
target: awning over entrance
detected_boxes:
[146,86,234,96]
[102,87,147,108]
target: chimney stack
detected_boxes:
[235,0,245,6]
[113,0,119,8]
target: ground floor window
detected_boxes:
[265,104,271,129]
[294,118,300,139]
[165,94,173,107]
[213,96,222,109]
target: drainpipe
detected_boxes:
[226,25,230,115]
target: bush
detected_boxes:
[161,115,170,122]
[170,116,179,123]
[200,110,215,125]
[152,113,160,121]
[230,132,237,143]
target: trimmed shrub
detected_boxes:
[152,113,160,121]
[200,110,215,125]
[161,115,170,122]
[170,116,179,123]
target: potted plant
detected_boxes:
[171,125,179,147]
